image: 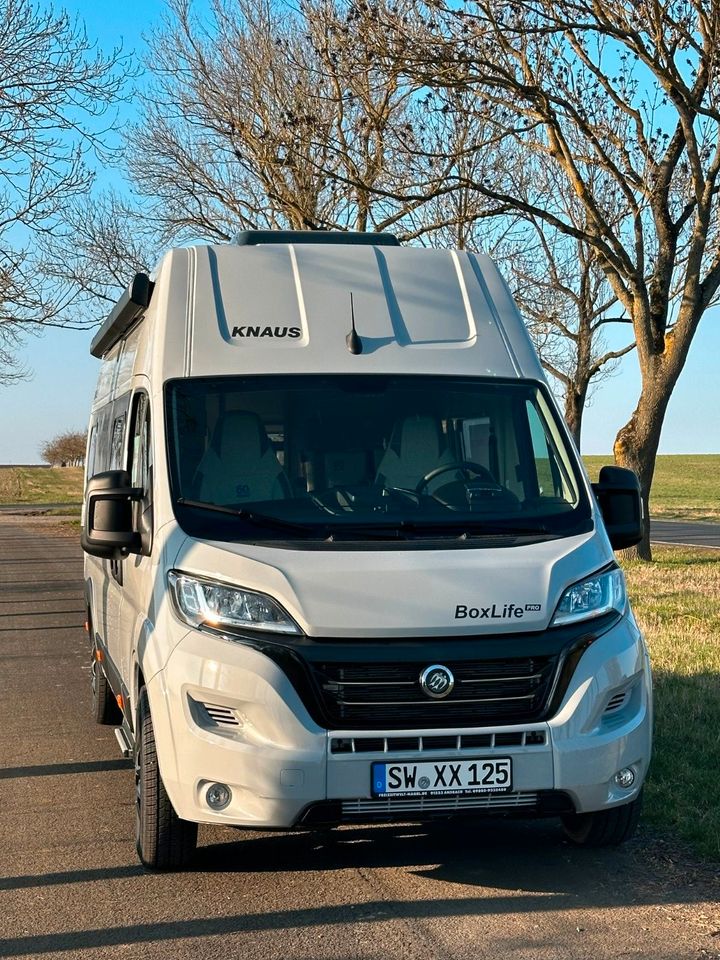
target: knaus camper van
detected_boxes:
[81,231,651,870]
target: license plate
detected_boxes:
[371,757,512,798]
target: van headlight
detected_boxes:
[168,571,300,635]
[551,567,627,626]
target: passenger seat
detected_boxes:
[195,411,290,504]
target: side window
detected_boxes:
[129,393,152,495]
[85,425,98,484]
[526,401,564,499]
[109,415,126,471]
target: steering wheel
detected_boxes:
[415,460,498,495]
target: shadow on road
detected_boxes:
[0,819,713,957]
[195,818,700,901]
[0,758,132,780]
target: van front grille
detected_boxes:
[311,656,557,729]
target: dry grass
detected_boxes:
[0,466,84,504]
[622,546,720,859]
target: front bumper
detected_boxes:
[146,614,651,827]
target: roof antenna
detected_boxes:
[346,292,363,355]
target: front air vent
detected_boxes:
[202,703,240,726]
[188,695,241,728]
[604,691,630,714]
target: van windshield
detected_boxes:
[165,375,591,543]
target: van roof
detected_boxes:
[93,240,544,387]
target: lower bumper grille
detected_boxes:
[342,792,538,816]
[298,791,574,825]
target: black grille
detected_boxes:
[311,656,557,729]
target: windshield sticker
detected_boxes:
[455,603,542,620]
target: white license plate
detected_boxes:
[371,757,512,798]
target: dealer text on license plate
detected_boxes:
[371,757,512,798]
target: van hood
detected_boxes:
[170,530,613,638]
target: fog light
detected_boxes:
[206,782,232,810]
[614,767,635,789]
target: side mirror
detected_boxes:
[81,470,143,559]
[592,466,643,550]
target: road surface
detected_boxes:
[0,518,718,960]
[651,518,720,549]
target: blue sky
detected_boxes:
[0,0,718,463]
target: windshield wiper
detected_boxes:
[463,520,553,536]
[176,500,555,541]
[176,498,320,536]
[379,519,555,537]
[176,499,408,540]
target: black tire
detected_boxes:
[91,649,123,725]
[562,790,643,847]
[135,687,198,870]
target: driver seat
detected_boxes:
[375,416,455,492]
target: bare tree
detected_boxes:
[508,225,635,446]
[42,0,471,324]
[412,95,635,445]
[38,191,156,316]
[364,0,720,558]
[119,0,464,243]
[40,430,87,467]
[0,0,130,381]
[41,0,640,467]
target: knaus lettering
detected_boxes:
[231,326,301,339]
[455,602,542,620]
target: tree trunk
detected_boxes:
[613,377,671,562]
[563,383,587,449]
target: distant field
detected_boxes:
[0,466,84,504]
[584,454,719,522]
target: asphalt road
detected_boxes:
[651,518,720,549]
[1,518,718,960]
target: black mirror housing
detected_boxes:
[592,465,643,550]
[81,470,143,558]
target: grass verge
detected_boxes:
[622,545,720,859]
[0,466,84,504]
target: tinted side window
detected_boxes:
[129,393,152,495]
[85,425,98,484]
[526,400,565,498]
[128,392,153,553]
[92,405,112,475]
[109,415,126,470]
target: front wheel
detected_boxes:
[562,791,643,847]
[135,687,198,870]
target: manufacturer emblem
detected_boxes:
[419,664,455,700]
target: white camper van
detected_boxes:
[81,231,651,870]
